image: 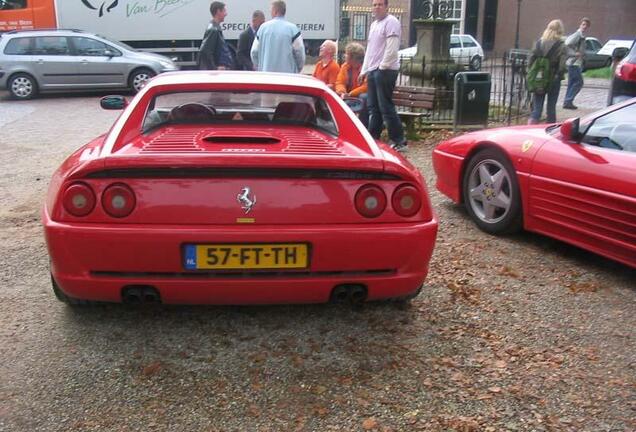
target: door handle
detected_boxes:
[37,59,44,64]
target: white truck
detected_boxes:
[1,0,340,66]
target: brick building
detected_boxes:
[340,0,635,54]
[480,0,636,53]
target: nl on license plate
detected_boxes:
[184,243,309,270]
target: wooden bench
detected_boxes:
[392,86,436,135]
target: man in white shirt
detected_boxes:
[359,0,406,152]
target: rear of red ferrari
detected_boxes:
[43,128,437,305]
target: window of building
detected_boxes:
[352,14,367,41]
[0,0,27,10]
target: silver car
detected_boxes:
[398,34,485,71]
[0,29,178,99]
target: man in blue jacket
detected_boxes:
[250,1,305,73]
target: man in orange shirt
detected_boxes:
[336,42,368,126]
[312,40,339,89]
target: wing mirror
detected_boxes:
[560,117,580,141]
[100,95,128,110]
[612,47,629,62]
[104,49,116,57]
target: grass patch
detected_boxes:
[583,66,612,79]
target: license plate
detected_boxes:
[184,243,309,270]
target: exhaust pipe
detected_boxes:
[330,284,368,305]
[122,286,161,305]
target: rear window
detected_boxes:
[4,36,33,55]
[460,36,477,48]
[143,91,339,136]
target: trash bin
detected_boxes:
[454,71,491,128]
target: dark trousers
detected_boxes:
[564,65,583,105]
[530,79,561,123]
[366,69,405,145]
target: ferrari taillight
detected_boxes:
[355,184,387,218]
[102,183,136,218]
[62,182,96,217]
[392,184,422,217]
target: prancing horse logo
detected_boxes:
[237,187,256,214]
[81,0,119,17]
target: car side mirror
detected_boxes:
[560,117,580,141]
[100,95,128,110]
[612,47,629,61]
[104,49,118,57]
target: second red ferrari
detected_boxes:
[433,98,636,268]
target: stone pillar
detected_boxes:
[402,19,461,85]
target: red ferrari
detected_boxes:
[43,71,438,305]
[433,98,636,268]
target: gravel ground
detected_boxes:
[0,93,634,432]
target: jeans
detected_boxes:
[564,65,583,105]
[366,69,405,145]
[358,93,369,128]
[529,79,561,123]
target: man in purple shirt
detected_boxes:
[359,0,406,152]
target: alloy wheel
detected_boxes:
[132,72,152,92]
[466,158,513,224]
[11,76,33,98]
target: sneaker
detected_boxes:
[390,141,408,153]
[562,103,578,110]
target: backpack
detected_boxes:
[526,40,562,95]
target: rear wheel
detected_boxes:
[462,148,522,234]
[8,73,38,100]
[469,56,482,71]
[128,68,155,93]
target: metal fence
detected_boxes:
[396,51,531,129]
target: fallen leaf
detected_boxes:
[141,361,162,377]
[362,417,378,430]
[494,360,507,369]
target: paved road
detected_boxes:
[0,87,634,432]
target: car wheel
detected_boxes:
[129,68,155,93]
[469,56,482,71]
[462,148,522,234]
[51,274,92,306]
[8,73,38,100]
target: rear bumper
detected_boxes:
[44,210,438,304]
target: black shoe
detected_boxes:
[562,103,578,110]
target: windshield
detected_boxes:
[143,91,339,136]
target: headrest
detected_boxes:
[273,102,316,123]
